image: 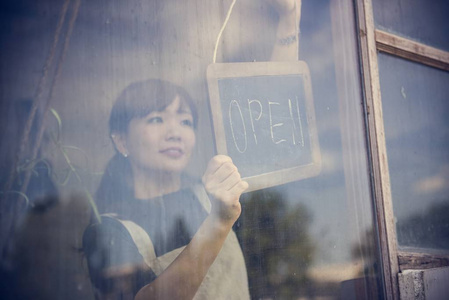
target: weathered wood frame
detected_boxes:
[386,22,449,272]
[375,30,449,72]
[206,61,321,193]
[356,0,399,299]
[398,251,449,271]
[372,15,449,276]
[356,1,449,299]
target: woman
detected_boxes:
[83,79,249,299]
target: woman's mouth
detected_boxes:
[160,147,184,158]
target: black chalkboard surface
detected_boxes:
[207,61,321,192]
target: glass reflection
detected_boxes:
[83,79,249,299]
[237,189,314,299]
[379,53,449,251]
[373,0,449,52]
[0,0,382,299]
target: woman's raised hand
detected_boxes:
[267,0,302,61]
[267,0,301,18]
[202,155,248,224]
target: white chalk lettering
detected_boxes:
[268,101,287,145]
[288,98,305,146]
[248,99,263,144]
[288,98,297,145]
[295,96,305,147]
[229,100,248,153]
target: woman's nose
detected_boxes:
[165,120,182,141]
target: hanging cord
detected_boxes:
[294,0,300,59]
[213,0,238,64]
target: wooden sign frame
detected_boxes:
[207,61,321,192]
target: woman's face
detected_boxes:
[118,95,196,175]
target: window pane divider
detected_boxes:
[375,29,449,71]
[398,251,449,271]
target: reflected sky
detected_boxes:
[0,0,376,280]
[378,53,449,250]
[373,0,449,51]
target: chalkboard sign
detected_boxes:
[207,61,321,192]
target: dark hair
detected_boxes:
[95,79,198,215]
[109,79,198,135]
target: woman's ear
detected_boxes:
[111,133,129,157]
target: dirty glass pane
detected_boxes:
[378,53,449,252]
[0,0,382,299]
[373,0,449,51]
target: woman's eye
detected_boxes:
[181,119,193,127]
[147,116,163,124]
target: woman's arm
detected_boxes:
[269,0,302,61]
[135,155,248,300]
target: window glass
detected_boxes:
[378,52,449,252]
[373,0,449,51]
[0,0,382,299]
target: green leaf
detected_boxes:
[1,191,32,207]
[84,188,101,223]
[62,145,89,165]
[60,169,72,186]
[50,108,62,130]
[50,108,62,142]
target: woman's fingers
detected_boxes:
[231,180,249,195]
[204,158,246,192]
[218,168,249,194]
[214,162,238,183]
[202,155,232,183]
[202,155,248,223]
[203,157,237,186]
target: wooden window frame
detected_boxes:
[356,0,449,299]
[375,30,449,72]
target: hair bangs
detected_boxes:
[109,79,198,134]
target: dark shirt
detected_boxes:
[83,188,209,297]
